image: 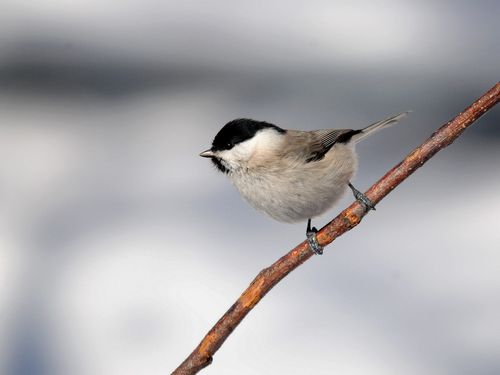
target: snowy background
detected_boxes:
[0,1,499,374]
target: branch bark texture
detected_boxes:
[173,82,500,375]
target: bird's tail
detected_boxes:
[352,111,410,143]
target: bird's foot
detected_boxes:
[306,219,323,255]
[348,183,376,211]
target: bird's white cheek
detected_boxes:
[218,143,255,170]
[233,143,255,161]
[217,150,243,171]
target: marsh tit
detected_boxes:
[200,112,408,254]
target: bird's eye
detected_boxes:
[226,142,232,149]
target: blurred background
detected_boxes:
[0,1,499,374]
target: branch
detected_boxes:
[172,82,500,375]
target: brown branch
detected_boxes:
[172,82,500,375]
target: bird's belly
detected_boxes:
[231,157,355,223]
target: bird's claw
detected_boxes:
[306,219,323,255]
[349,183,376,211]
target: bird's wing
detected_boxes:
[284,129,359,163]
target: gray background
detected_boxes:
[0,1,499,374]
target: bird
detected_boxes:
[200,112,408,254]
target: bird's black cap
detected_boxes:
[211,119,286,151]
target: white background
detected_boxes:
[0,1,499,374]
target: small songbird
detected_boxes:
[200,112,408,254]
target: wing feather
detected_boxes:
[304,129,359,162]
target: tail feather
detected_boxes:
[352,111,410,143]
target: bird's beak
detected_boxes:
[199,149,215,158]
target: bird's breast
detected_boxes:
[228,144,357,222]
